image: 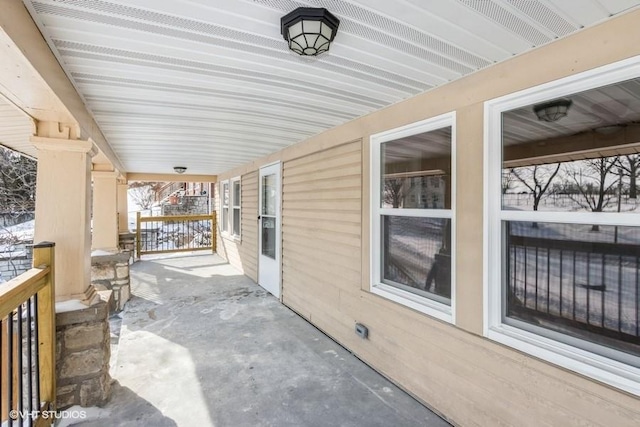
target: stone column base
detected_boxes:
[56,294,112,408]
[91,251,131,312]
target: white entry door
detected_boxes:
[258,163,281,298]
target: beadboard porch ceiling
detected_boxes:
[21,0,640,175]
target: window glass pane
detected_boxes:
[222,183,229,207]
[233,181,240,207]
[381,127,451,209]
[382,216,451,304]
[222,207,228,232]
[504,220,640,365]
[233,208,240,236]
[262,175,276,215]
[502,77,640,213]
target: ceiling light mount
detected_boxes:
[533,99,573,122]
[281,7,340,56]
[173,166,187,174]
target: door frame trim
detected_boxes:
[258,161,283,300]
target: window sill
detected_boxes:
[220,232,241,243]
[371,282,452,323]
[486,323,640,396]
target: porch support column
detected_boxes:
[117,179,129,232]
[91,171,119,251]
[31,122,97,301]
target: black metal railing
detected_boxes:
[1,242,56,426]
[136,213,216,258]
[507,233,640,347]
[1,296,40,426]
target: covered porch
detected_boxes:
[1,1,640,426]
[78,253,447,427]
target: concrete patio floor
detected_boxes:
[72,253,449,427]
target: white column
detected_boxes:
[117,180,129,233]
[92,171,119,251]
[31,131,96,300]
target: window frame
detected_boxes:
[220,180,229,234]
[231,176,241,240]
[370,112,456,323]
[484,55,640,396]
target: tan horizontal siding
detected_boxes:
[282,140,362,316]
[240,171,258,282]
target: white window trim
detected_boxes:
[230,176,241,240]
[484,55,640,396]
[370,112,456,324]
[221,180,229,235]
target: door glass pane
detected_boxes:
[262,174,276,215]
[261,216,276,259]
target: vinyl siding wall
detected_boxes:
[215,171,258,282]
[215,10,640,426]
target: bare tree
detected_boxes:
[0,146,36,281]
[383,178,404,208]
[565,157,619,231]
[128,182,162,210]
[0,146,36,226]
[618,154,639,199]
[502,170,516,195]
[510,164,561,211]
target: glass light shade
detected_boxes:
[533,99,573,122]
[281,8,340,57]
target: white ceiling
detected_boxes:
[21,0,640,175]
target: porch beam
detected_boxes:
[0,0,124,172]
[126,173,218,183]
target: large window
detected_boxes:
[371,113,455,322]
[486,57,640,396]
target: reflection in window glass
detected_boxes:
[504,221,640,364]
[382,216,451,304]
[500,76,640,367]
[381,127,451,209]
[262,175,276,216]
[503,156,640,213]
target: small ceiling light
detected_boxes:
[281,7,340,56]
[533,99,573,122]
[173,166,187,174]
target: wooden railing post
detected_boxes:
[136,211,142,260]
[211,211,217,253]
[34,242,56,413]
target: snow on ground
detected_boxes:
[0,219,35,241]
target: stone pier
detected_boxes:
[56,295,112,408]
